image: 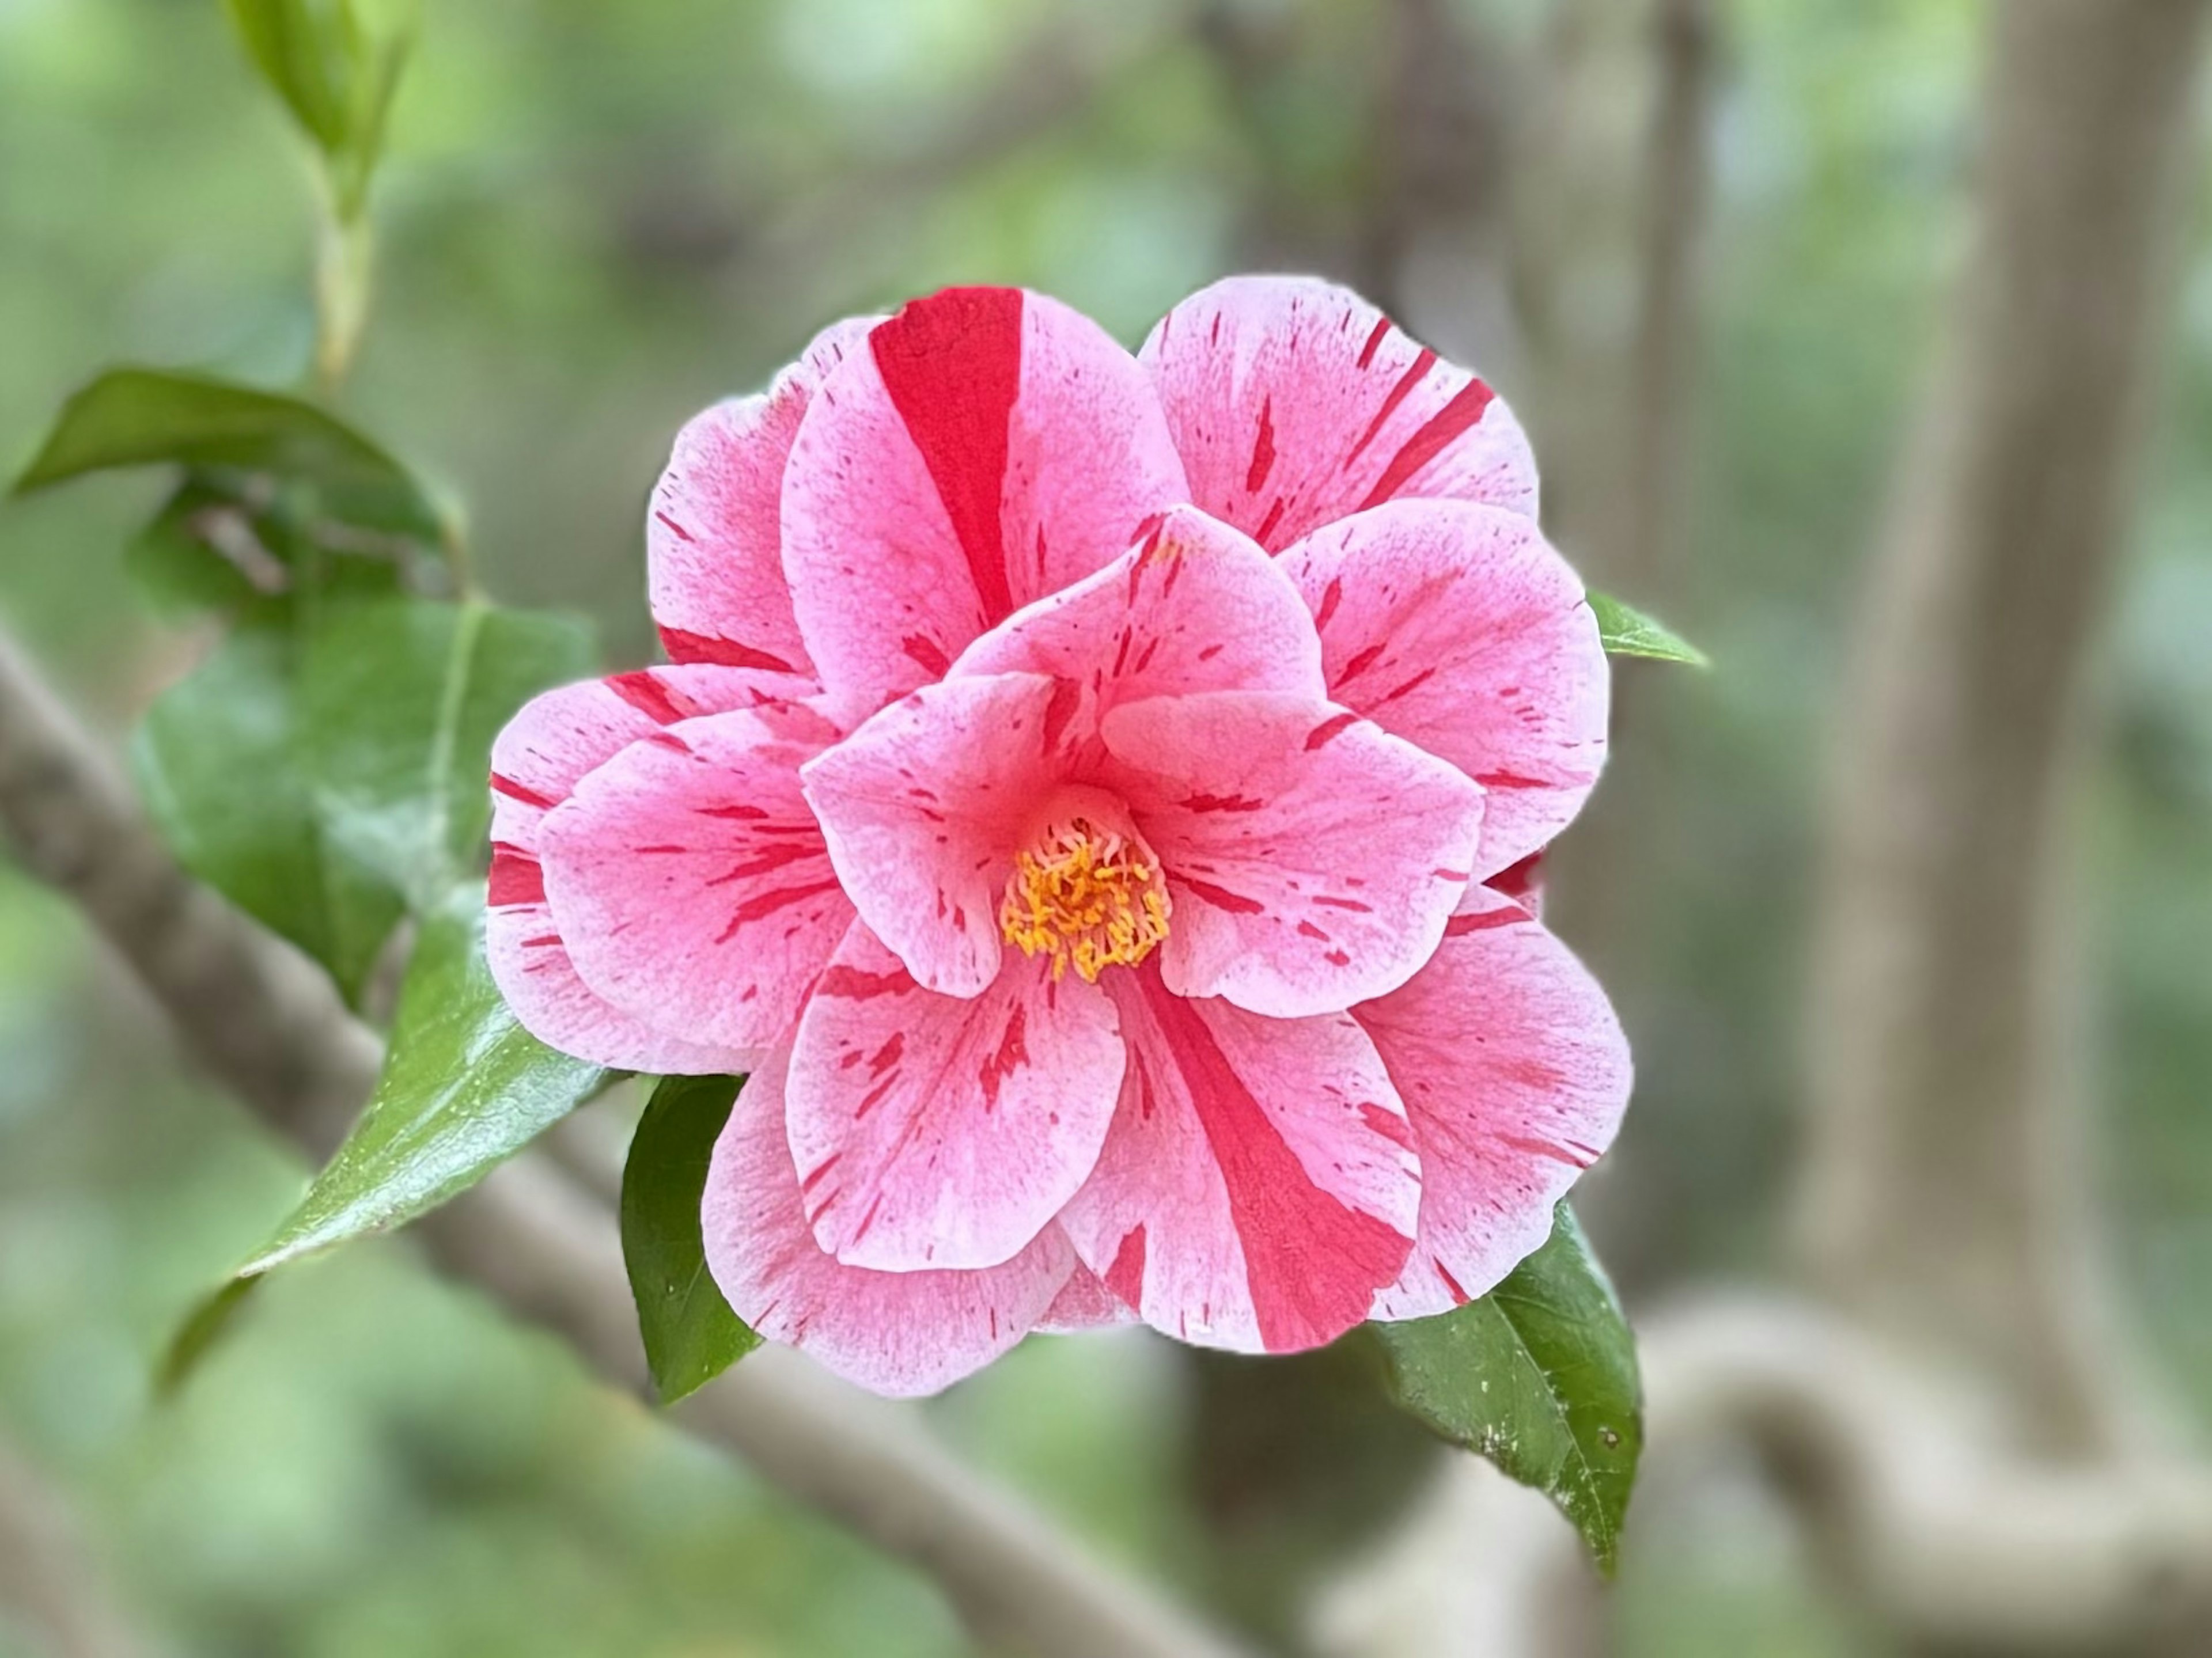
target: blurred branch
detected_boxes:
[1324,4,2212,1653]
[0,1433,145,1658]
[678,9,1185,324]
[1320,1296,2212,1658]
[1804,0,2212,1447]
[0,625,1241,1658]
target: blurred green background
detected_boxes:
[2,0,2207,1652]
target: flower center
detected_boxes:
[999,815,1171,982]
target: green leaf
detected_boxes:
[223,0,411,217]
[1589,590,1709,666]
[297,597,596,909]
[236,887,606,1281]
[134,624,404,1004]
[155,1277,264,1398]
[1370,1206,1643,1573]
[621,1075,760,1404]
[124,480,291,619]
[226,0,361,151]
[12,369,445,544]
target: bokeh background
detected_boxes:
[2,1,2209,1653]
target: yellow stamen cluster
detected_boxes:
[999,818,1171,982]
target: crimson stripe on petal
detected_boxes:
[1357,378,1498,510]
[871,287,1025,624]
[1139,973,1410,1352]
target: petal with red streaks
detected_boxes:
[785,923,1123,1272]
[782,287,1188,714]
[1282,499,1607,877]
[1141,274,1535,551]
[1057,967,1420,1353]
[1356,885,1631,1319]
[486,667,814,1070]
[535,701,851,1053]
[1101,690,1484,1018]
[702,1051,1078,1397]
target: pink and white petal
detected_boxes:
[948,503,1325,759]
[649,317,877,673]
[1058,968,1420,1354]
[801,671,1067,997]
[488,666,821,849]
[537,703,852,1052]
[486,846,751,1072]
[1140,275,1535,552]
[485,666,817,1072]
[1034,1263,1139,1333]
[1282,500,1607,877]
[1100,692,1484,1019]
[703,1051,1078,1398]
[1355,886,1631,1321]
[1486,850,1547,917]
[782,287,1189,713]
[786,924,1123,1272]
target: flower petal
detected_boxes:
[536,701,852,1052]
[782,286,1189,714]
[786,923,1124,1272]
[486,667,813,1070]
[1058,966,1420,1354]
[801,671,1067,997]
[1140,275,1535,551]
[648,317,876,675]
[948,502,1327,754]
[1282,500,1607,877]
[1034,1264,1139,1333]
[1100,691,1484,1018]
[1356,885,1632,1320]
[703,1051,1078,1397]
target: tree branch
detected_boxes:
[1804,0,2212,1449]
[0,625,1241,1658]
[0,1432,145,1658]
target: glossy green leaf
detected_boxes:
[1589,590,1709,667]
[134,625,404,1004]
[13,369,444,542]
[297,597,596,908]
[1371,1206,1643,1573]
[621,1075,759,1404]
[236,887,605,1281]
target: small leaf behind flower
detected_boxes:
[1588,589,1709,666]
[12,368,445,544]
[235,886,606,1280]
[1370,1205,1643,1574]
[622,1075,759,1403]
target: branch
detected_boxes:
[1804,0,2212,1448]
[0,626,1240,1658]
[0,1432,145,1658]
[1316,1296,2212,1658]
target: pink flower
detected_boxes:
[487,278,1631,1396]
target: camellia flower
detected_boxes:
[486,278,1631,1396]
